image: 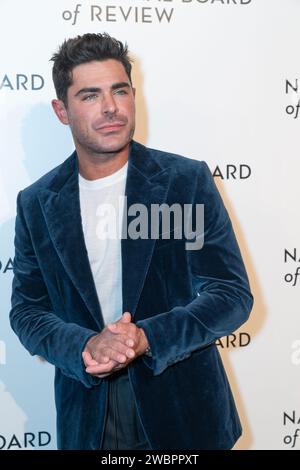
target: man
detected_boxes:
[10,33,253,450]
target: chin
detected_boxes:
[97,138,131,154]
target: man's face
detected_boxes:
[53,59,135,156]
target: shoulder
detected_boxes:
[17,153,75,206]
[134,141,211,178]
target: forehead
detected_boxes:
[70,59,129,89]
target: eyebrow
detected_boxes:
[74,82,131,97]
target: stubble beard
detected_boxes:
[73,124,135,158]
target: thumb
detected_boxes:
[107,312,132,333]
[121,311,132,323]
[82,350,99,367]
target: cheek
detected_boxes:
[126,103,136,122]
[69,110,93,129]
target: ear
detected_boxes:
[132,87,136,98]
[52,99,69,125]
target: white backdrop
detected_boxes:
[0,0,299,450]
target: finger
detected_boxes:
[125,338,135,348]
[115,333,136,348]
[83,350,109,366]
[125,348,135,359]
[106,326,136,347]
[116,332,136,349]
[104,339,136,359]
[107,321,137,339]
[107,312,131,333]
[87,356,134,376]
[107,322,117,333]
[86,360,116,375]
[101,347,128,364]
[121,312,132,323]
[88,361,127,376]
[82,350,99,366]
[86,358,129,375]
[110,345,135,359]
[93,364,123,378]
[106,322,123,335]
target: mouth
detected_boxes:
[96,122,125,132]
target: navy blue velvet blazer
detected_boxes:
[10,140,253,450]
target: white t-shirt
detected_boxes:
[79,162,128,325]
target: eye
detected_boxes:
[114,89,128,95]
[82,94,97,101]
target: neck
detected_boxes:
[77,144,129,180]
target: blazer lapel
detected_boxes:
[38,154,104,329]
[122,142,170,317]
[37,142,170,327]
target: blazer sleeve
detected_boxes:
[10,191,101,388]
[136,161,254,376]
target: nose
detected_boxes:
[102,92,118,117]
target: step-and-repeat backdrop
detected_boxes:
[0,0,299,450]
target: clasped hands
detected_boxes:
[82,312,149,378]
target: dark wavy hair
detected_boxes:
[51,33,132,105]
